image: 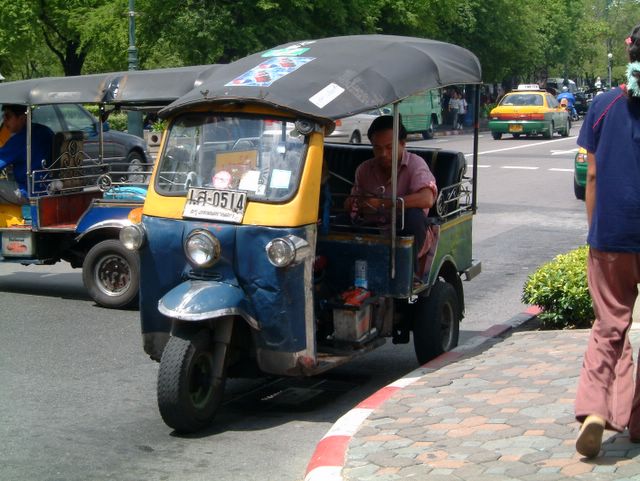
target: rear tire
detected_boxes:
[412,281,461,365]
[561,119,571,137]
[82,239,139,309]
[543,123,553,139]
[349,131,361,144]
[157,329,227,433]
[491,132,502,140]
[126,151,146,183]
[421,119,435,140]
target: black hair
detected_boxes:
[1,104,26,116]
[367,115,407,142]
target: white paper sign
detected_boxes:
[309,83,345,108]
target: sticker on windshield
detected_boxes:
[225,57,314,87]
[309,83,345,108]
[261,41,315,58]
[269,169,292,189]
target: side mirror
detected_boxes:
[102,121,110,132]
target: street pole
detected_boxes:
[127,0,143,137]
[608,52,613,90]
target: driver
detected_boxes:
[344,115,438,279]
[0,104,54,205]
[557,86,578,118]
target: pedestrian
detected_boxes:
[449,91,460,129]
[574,23,640,458]
[457,93,467,129]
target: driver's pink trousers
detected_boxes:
[575,248,640,438]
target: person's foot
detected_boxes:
[576,415,606,458]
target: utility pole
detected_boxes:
[127,0,143,137]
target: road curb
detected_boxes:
[303,306,542,481]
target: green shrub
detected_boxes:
[82,105,129,132]
[522,245,594,329]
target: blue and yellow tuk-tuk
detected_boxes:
[0,65,218,308]
[122,35,482,432]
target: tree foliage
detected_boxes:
[0,0,639,87]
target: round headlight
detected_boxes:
[185,229,221,268]
[120,224,145,251]
[265,238,296,267]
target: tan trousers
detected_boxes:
[575,248,640,436]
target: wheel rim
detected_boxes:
[94,253,131,297]
[189,352,215,409]
[440,301,455,350]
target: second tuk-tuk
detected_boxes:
[121,35,482,432]
[0,65,218,308]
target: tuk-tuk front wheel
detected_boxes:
[157,329,227,433]
[82,239,140,309]
[412,281,460,365]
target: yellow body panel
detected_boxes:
[0,204,25,227]
[143,114,325,227]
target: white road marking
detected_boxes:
[551,149,579,155]
[464,135,578,157]
[501,166,539,170]
[549,168,574,172]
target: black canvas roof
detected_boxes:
[160,35,482,123]
[0,65,220,107]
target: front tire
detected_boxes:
[157,329,227,433]
[574,178,585,200]
[349,131,361,144]
[82,239,140,309]
[412,281,461,364]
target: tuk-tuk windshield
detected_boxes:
[155,113,306,202]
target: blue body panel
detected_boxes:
[139,215,310,354]
[159,280,256,322]
[75,202,141,234]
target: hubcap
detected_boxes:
[95,254,131,296]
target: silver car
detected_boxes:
[328,108,389,144]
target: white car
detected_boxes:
[328,108,389,144]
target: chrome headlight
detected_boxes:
[185,229,221,268]
[265,235,311,267]
[120,223,146,251]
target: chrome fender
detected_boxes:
[158,280,259,329]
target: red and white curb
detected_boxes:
[303,307,541,481]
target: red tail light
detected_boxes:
[334,119,342,126]
[492,113,545,121]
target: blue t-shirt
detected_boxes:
[577,87,640,252]
[0,123,54,197]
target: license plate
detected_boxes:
[509,124,524,133]
[183,188,247,223]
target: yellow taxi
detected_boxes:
[489,84,570,140]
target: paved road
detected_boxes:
[0,130,590,481]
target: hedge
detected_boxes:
[521,245,594,329]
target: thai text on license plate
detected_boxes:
[509,124,524,133]
[183,188,247,223]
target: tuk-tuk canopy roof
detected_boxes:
[160,35,482,123]
[0,65,220,107]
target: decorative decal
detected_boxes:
[261,41,316,58]
[225,57,314,87]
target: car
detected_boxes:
[31,103,149,180]
[488,84,570,140]
[328,108,388,143]
[574,147,587,200]
[574,91,588,116]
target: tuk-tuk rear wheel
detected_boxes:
[412,280,460,365]
[157,329,226,433]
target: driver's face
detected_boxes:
[370,128,405,171]
[2,110,26,134]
